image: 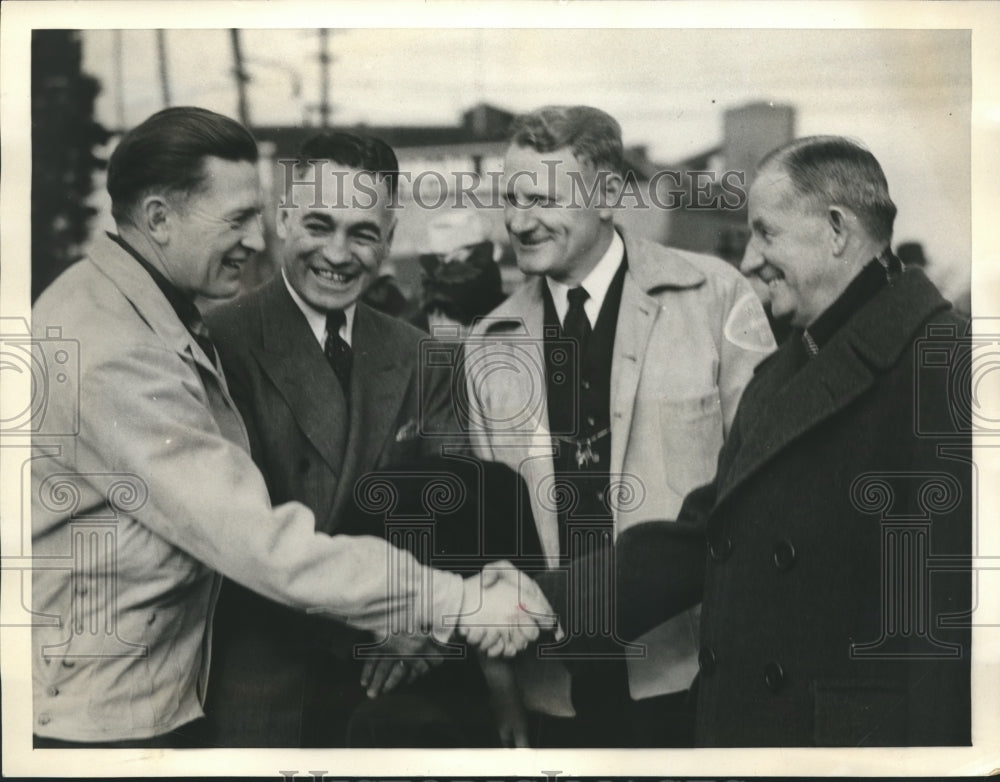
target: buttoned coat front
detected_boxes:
[465,230,774,710]
[587,268,973,746]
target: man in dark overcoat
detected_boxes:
[537,135,972,746]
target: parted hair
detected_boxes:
[757,135,897,244]
[107,106,258,224]
[294,131,400,201]
[507,105,625,177]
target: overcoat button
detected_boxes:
[764,660,785,692]
[47,686,59,697]
[773,539,797,571]
[709,536,732,562]
[698,646,717,676]
[38,713,51,726]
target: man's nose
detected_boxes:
[740,239,764,275]
[322,231,351,264]
[505,203,538,236]
[241,214,266,253]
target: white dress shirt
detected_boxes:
[545,229,625,328]
[282,269,356,347]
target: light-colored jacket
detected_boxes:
[466,230,774,711]
[30,234,462,742]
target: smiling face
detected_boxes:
[501,143,617,285]
[163,156,265,299]
[278,165,395,313]
[742,166,851,329]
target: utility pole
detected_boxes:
[317,28,331,128]
[155,29,172,107]
[112,30,126,130]
[229,29,252,128]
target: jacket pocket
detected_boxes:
[658,393,724,496]
[812,679,907,746]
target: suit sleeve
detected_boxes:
[417,336,470,455]
[714,275,776,435]
[72,339,464,641]
[534,479,713,650]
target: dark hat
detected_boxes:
[419,242,506,326]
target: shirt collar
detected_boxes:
[546,229,625,328]
[281,269,356,347]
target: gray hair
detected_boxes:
[757,135,897,243]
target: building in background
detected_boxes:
[666,102,796,266]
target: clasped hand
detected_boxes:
[457,560,561,657]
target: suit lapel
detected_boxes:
[253,277,349,477]
[328,303,413,524]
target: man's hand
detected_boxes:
[358,632,444,699]
[458,561,559,657]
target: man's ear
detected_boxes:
[598,171,625,221]
[276,207,291,240]
[141,195,171,245]
[827,204,860,255]
[827,205,854,256]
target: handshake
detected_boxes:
[456,560,564,657]
[360,561,561,699]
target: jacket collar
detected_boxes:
[88,233,216,374]
[717,268,952,505]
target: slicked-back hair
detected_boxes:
[294,131,400,201]
[757,135,897,244]
[107,106,258,224]
[507,105,625,177]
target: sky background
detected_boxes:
[80,26,972,296]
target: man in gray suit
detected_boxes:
[204,131,538,746]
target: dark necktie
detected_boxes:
[562,286,592,353]
[187,316,220,371]
[324,310,352,398]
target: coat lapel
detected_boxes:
[480,278,560,561]
[609,231,707,484]
[89,234,249,442]
[609,274,657,480]
[716,269,952,507]
[328,303,413,523]
[253,277,349,478]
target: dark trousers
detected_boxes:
[531,662,695,748]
